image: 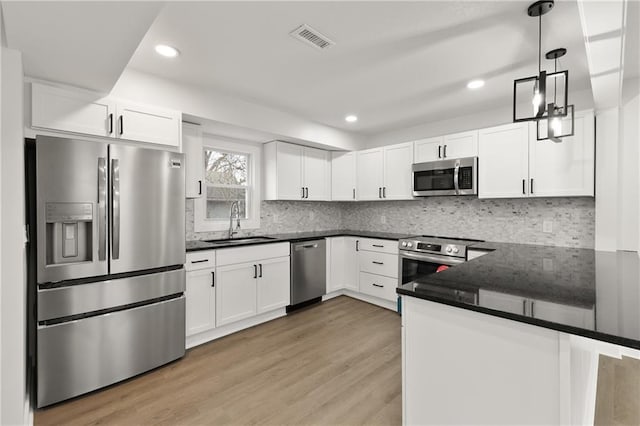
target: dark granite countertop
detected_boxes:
[398,242,640,350]
[186,229,412,252]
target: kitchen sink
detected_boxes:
[203,236,277,245]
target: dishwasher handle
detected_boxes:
[294,243,319,250]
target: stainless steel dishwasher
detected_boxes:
[290,239,326,307]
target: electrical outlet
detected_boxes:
[381,215,387,224]
[543,220,553,233]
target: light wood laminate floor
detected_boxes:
[35,296,402,426]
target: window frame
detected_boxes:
[194,136,261,232]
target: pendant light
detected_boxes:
[537,48,574,142]
[513,0,560,123]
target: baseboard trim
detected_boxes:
[186,308,287,349]
[323,289,398,312]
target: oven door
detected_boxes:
[399,251,466,285]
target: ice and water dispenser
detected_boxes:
[45,202,93,265]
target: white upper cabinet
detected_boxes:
[414,137,444,163]
[479,111,594,199]
[528,110,594,197]
[32,82,115,138]
[478,122,530,199]
[357,143,413,201]
[303,146,331,200]
[331,151,357,201]
[443,130,479,159]
[356,148,385,200]
[183,123,204,199]
[383,142,414,200]
[31,82,181,147]
[263,141,330,201]
[115,101,181,147]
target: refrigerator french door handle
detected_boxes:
[111,158,121,260]
[97,157,107,261]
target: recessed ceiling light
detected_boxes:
[155,44,179,58]
[345,115,358,123]
[467,79,485,89]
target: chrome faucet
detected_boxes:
[228,201,241,239]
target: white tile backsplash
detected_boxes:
[187,197,595,248]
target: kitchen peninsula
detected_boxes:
[398,243,640,425]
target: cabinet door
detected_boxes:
[257,257,291,313]
[327,237,345,292]
[276,142,304,200]
[331,152,357,201]
[303,147,330,201]
[383,142,414,200]
[531,300,595,329]
[185,268,216,336]
[478,290,527,315]
[478,122,529,199]
[183,123,204,198]
[345,237,360,291]
[216,262,257,326]
[31,82,115,138]
[356,148,384,201]
[529,111,594,197]
[414,137,444,163]
[443,130,479,159]
[116,102,181,147]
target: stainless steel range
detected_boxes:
[398,235,483,285]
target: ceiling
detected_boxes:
[127,1,593,135]
[1,1,163,92]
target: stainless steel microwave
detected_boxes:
[412,157,478,196]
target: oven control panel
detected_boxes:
[399,237,468,258]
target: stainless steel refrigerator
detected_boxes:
[28,135,186,407]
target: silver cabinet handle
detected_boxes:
[372,244,384,248]
[443,144,447,158]
[111,158,120,260]
[522,299,527,315]
[522,179,526,195]
[531,300,535,317]
[378,187,382,198]
[253,264,257,279]
[119,115,123,135]
[305,187,309,198]
[198,180,202,195]
[301,187,305,199]
[530,178,534,194]
[190,259,208,264]
[97,157,107,261]
[383,187,386,198]
[372,283,384,288]
[108,114,113,135]
[356,240,359,251]
[259,263,263,278]
[211,271,215,287]
[438,145,442,158]
[352,188,355,199]
[372,261,384,265]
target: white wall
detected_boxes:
[111,69,364,152]
[1,45,26,425]
[366,88,594,147]
[619,91,639,251]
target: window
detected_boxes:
[194,137,261,232]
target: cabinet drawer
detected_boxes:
[359,251,398,278]
[216,242,290,266]
[359,272,397,302]
[357,238,399,254]
[185,251,216,271]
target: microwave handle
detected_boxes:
[453,162,460,194]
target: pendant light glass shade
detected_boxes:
[537,104,575,142]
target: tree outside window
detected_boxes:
[204,149,250,220]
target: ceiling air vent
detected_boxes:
[289,24,335,50]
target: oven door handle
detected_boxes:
[453,161,460,195]
[400,251,466,265]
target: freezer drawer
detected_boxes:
[38,269,185,322]
[37,296,185,407]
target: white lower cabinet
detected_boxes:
[344,238,359,291]
[532,300,595,329]
[216,262,259,327]
[358,272,397,301]
[185,268,216,336]
[257,257,291,313]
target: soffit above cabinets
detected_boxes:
[1,1,164,92]
[126,1,592,135]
